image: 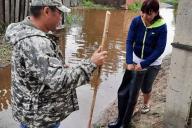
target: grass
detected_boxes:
[0,43,12,65]
[0,22,7,36]
[82,0,95,7]
[128,1,142,11]
[66,13,83,25]
[92,124,105,128]
[81,0,115,10]
[82,0,142,11]
[0,22,11,65]
[160,0,178,6]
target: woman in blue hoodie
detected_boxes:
[127,0,167,114]
[108,0,167,127]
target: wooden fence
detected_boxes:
[0,0,30,24]
[0,0,81,24]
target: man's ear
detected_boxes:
[43,7,50,16]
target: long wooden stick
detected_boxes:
[88,11,111,128]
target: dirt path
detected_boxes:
[94,55,171,128]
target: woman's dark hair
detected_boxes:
[141,0,162,22]
[30,6,57,18]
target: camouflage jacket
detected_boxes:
[5,17,97,128]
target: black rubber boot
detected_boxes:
[119,122,136,128]
[108,118,122,128]
[122,70,147,126]
[109,69,147,128]
[108,70,132,128]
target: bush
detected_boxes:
[0,22,7,35]
[66,13,83,25]
[81,0,114,10]
[82,0,95,7]
[128,1,142,11]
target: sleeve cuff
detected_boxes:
[81,59,97,73]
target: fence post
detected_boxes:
[15,0,20,22]
[19,0,25,21]
[10,0,15,23]
[0,0,4,23]
[5,0,10,24]
[24,0,29,18]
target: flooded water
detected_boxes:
[0,66,11,111]
[0,6,175,128]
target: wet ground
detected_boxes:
[0,4,175,128]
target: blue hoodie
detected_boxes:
[126,16,167,68]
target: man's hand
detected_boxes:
[63,64,69,68]
[91,46,108,66]
[127,64,135,70]
[135,64,142,71]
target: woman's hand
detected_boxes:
[135,64,142,71]
[127,64,135,70]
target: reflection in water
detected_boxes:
[0,8,175,122]
[56,9,135,87]
[59,9,138,86]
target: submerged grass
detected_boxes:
[65,13,83,25]
[81,0,115,10]
[0,43,12,65]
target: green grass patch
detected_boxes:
[160,0,178,6]
[66,13,83,25]
[81,0,115,10]
[128,1,142,11]
[0,43,12,65]
[0,22,8,36]
[82,0,95,7]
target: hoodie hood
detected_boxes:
[141,16,166,29]
[148,18,166,28]
[5,17,47,45]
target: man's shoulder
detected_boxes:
[5,21,49,46]
[17,23,47,41]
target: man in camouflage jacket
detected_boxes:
[4,0,107,127]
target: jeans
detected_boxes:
[20,122,60,128]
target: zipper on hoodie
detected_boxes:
[140,16,166,59]
[141,28,147,59]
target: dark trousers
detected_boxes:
[117,69,147,125]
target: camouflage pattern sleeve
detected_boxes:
[21,36,97,91]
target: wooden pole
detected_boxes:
[0,0,4,23]
[24,0,29,18]
[20,0,25,21]
[5,0,10,24]
[11,0,15,23]
[87,11,111,128]
[15,0,20,22]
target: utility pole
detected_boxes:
[164,0,192,128]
